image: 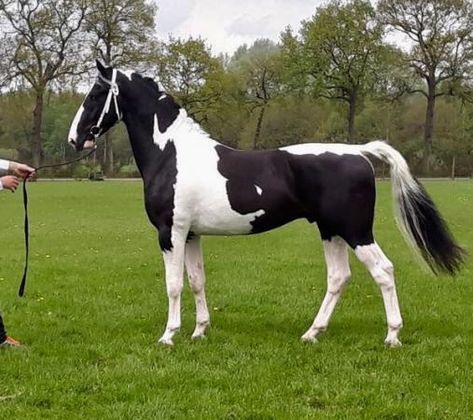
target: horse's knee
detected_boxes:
[166,279,183,298]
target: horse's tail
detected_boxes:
[360,140,465,275]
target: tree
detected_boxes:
[85,0,157,176]
[155,36,224,123]
[378,0,473,160]
[229,39,282,149]
[281,0,386,142]
[0,0,88,167]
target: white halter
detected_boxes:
[91,68,122,137]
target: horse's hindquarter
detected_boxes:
[282,143,376,244]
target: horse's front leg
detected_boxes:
[185,235,210,339]
[158,228,187,346]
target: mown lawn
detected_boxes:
[0,180,472,419]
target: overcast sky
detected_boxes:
[155,0,325,56]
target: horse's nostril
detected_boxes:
[69,139,76,145]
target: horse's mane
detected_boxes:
[142,76,162,94]
[130,70,211,139]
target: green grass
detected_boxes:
[0,180,473,419]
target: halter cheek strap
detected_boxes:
[91,68,122,137]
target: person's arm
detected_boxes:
[0,159,9,176]
[8,161,35,179]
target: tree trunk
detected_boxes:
[104,131,114,176]
[253,105,266,150]
[31,90,44,168]
[423,80,436,173]
[347,93,357,143]
[451,155,456,180]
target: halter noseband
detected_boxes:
[90,68,122,138]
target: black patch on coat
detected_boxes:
[154,96,181,134]
[116,74,182,252]
[142,140,178,252]
[216,145,376,248]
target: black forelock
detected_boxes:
[143,76,162,94]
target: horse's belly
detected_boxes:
[189,197,264,235]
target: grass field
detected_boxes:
[0,180,472,418]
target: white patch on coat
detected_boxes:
[354,242,403,346]
[119,69,135,80]
[159,93,167,101]
[68,104,84,144]
[302,236,350,342]
[157,109,265,235]
[281,142,375,172]
[153,114,173,151]
[255,185,262,195]
[280,143,363,156]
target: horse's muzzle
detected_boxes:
[83,140,96,149]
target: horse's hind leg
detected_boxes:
[185,235,210,339]
[354,242,403,347]
[302,236,351,342]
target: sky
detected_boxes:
[155,0,325,56]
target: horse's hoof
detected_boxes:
[191,333,207,340]
[158,337,174,346]
[301,334,318,344]
[385,338,402,348]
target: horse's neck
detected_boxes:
[154,108,213,147]
[123,103,215,181]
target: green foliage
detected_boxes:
[86,0,157,67]
[72,163,91,179]
[281,0,387,141]
[117,163,140,178]
[1,1,473,175]
[378,0,473,152]
[155,36,224,122]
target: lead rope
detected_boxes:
[19,70,120,297]
[18,147,97,297]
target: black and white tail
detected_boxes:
[361,141,465,275]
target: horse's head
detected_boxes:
[68,60,124,151]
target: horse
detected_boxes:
[68,61,465,347]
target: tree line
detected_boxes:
[1,0,473,177]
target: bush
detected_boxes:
[72,164,91,179]
[117,164,139,178]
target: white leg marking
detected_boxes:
[355,243,403,347]
[158,230,187,346]
[302,236,351,343]
[185,235,210,339]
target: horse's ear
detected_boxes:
[96,60,108,77]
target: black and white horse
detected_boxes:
[68,61,465,347]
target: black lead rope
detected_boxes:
[18,147,97,297]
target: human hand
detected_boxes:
[1,176,19,192]
[9,162,35,179]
